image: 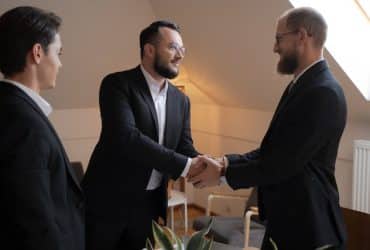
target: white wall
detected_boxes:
[49,108,100,171]
[0,0,156,109]
[189,103,370,214]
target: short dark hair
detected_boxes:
[139,20,180,59]
[0,6,62,77]
[284,7,327,48]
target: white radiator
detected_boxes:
[352,140,370,214]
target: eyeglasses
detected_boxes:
[168,43,186,56]
[275,30,298,44]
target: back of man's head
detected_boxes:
[139,20,180,59]
[283,7,327,49]
[0,6,62,78]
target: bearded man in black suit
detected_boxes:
[190,7,347,250]
[82,21,202,250]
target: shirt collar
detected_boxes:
[140,64,168,96]
[1,79,53,116]
[293,58,324,84]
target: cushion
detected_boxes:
[193,216,265,248]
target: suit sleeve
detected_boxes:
[225,86,342,189]
[176,96,199,157]
[0,120,61,250]
[226,148,261,164]
[99,74,188,179]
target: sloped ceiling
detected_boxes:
[149,0,370,122]
[1,0,368,122]
[0,0,156,109]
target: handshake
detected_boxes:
[186,155,226,189]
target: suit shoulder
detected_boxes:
[168,82,188,100]
[316,74,345,100]
[100,67,140,90]
[1,100,43,127]
[0,101,49,150]
[102,67,140,82]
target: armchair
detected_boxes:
[193,188,265,250]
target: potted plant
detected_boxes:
[146,218,214,250]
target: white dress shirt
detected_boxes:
[1,79,52,116]
[140,66,191,190]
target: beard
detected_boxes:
[277,50,299,75]
[153,52,179,79]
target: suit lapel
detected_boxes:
[263,60,329,143]
[163,84,177,148]
[133,66,159,136]
[1,82,82,192]
[277,60,328,115]
[269,82,292,126]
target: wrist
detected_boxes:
[220,165,226,177]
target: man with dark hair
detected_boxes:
[190,7,347,250]
[82,20,201,250]
[0,6,84,250]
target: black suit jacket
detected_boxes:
[82,66,198,222]
[0,82,85,250]
[225,61,347,249]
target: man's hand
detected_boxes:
[186,156,206,179]
[188,155,224,188]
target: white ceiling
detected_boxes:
[1,0,369,122]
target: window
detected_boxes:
[290,0,370,101]
[355,0,370,21]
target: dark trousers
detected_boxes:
[86,188,162,250]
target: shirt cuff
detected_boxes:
[220,176,229,185]
[223,156,229,167]
[181,158,192,177]
[220,156,229,185]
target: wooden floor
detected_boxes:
[166,205,205,237]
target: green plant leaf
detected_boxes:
[163,226,184,250]
[269,237,278,250]
[174,234,184,250]
[146,238,154,250]
[202,237,213,250]
[152,220,174,250]
[186,231,207,250]
[186,217,213,250]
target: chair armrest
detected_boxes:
[249,206,258,213]
[207,192,249,216]
[244,206,259,249]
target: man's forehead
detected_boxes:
[158,27,182,42]
[276,17,287,31]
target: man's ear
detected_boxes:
[298,27,311,43]
[30,43,44,64]
[143,43,155,59]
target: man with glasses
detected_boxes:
[189,7,347,250]
[82,20,201,250]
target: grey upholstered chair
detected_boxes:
[193,188,265,249]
